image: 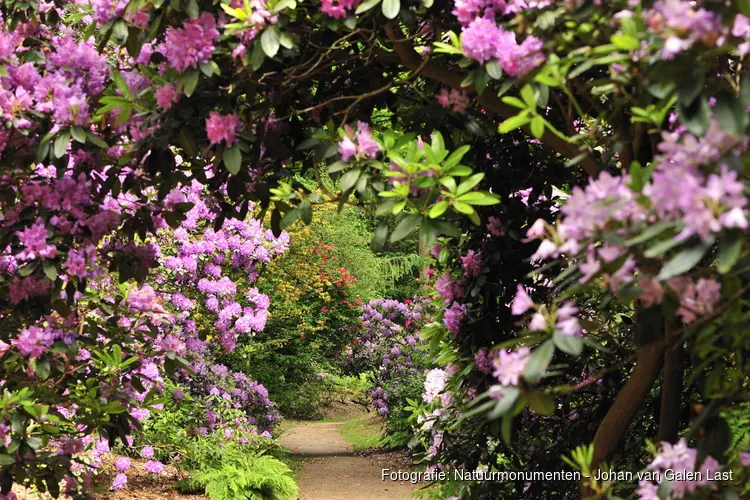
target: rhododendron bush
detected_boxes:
[344,297,433,446]
[2,0,750,498]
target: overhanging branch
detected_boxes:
[383,23,600,177]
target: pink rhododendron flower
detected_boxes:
[111,473,127,490]
[205,112,241,146]
[144,460,164,474]
[511,285,534,315]
[155,84,180,109]
[492,347,530,386]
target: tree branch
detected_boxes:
[656,340,683,444]
[590,339,666,469]
[383,23,600,177]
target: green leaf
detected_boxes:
[432,220,461,238]
[382,0,400,19]
[625,221,677,247]
[391,214,420,242]
[498,113,530,133]
[299,200,312,224]
[429,201,449,218]
[112,20,129,44]
[530,116,545,138]
[523,340,554,383]
[486,60,503,80]
[452,201,475,215]
[34,358,50,380]
[474,68,488,95]
[644,237,683,258]
[657,242,710,280]
[112,70,132,98]
[185,0,200,17]
[501,96,527,109]
[430,131,445,156]
[198,61,214,77]
[501,414,513,445]
[679,97,711,135]
[272,0,296,12]
[113,103,132,126]
[339,168,361,192]
[250,41,265,70]
[54,132,70,158]
[443,146,470,169]
[70,127,87,144]
[327,160,347,173]
[0,454,15,466]
[279,32,294,49]
[177,129,198,157]
[432,42,463,56]
[456,191,500,205]
[628,159,645,191]
[520,85,536,108]
[714,94,743,137]
[677,69,705,106]
[487,387,520,420]
[261,27,281,57]
[610,34,639,51]
[279,208,300,229]
[372,223,388,251]
[182,70,199,98]
[355,0,381,14]
[223,144,242,174]
[26,437,43,450]
[42,262,57,281]
[456,173,484,196]
[723,489,741,500]
[717,234,743,275]
[553,331,583,356]
[86,132,108,148]
[527,391,556,416]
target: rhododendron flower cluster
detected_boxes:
[156,181,288,352]
[637,439,721,499]
[644,0,722,59]
[338,121,381,162]
[452,0,545,77]
[159,13,220,72]
[491,347,530,387]
[320,0,361,19]
[423,368,450,404]
[346,298,432,414]
[524,116,747,326]
[175,361,280,434]
[437,88,470,113]
[223,0,279,60]
[206,112,242,146]
[511,285,582,336]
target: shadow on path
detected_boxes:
[278,420,420,500]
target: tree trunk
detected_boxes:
[656,341,683,444]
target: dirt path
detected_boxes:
[279,421,420,500]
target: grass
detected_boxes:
[340,415,384,452]
[277,452,305,479]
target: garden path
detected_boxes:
[279,420,420,500]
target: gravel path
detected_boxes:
[278,421,420,500]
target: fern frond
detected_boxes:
[379,254,427,284]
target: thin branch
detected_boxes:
[382,23,600,177]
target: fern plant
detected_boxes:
[176,454,299,500]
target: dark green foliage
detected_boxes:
[381,374,427,449]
